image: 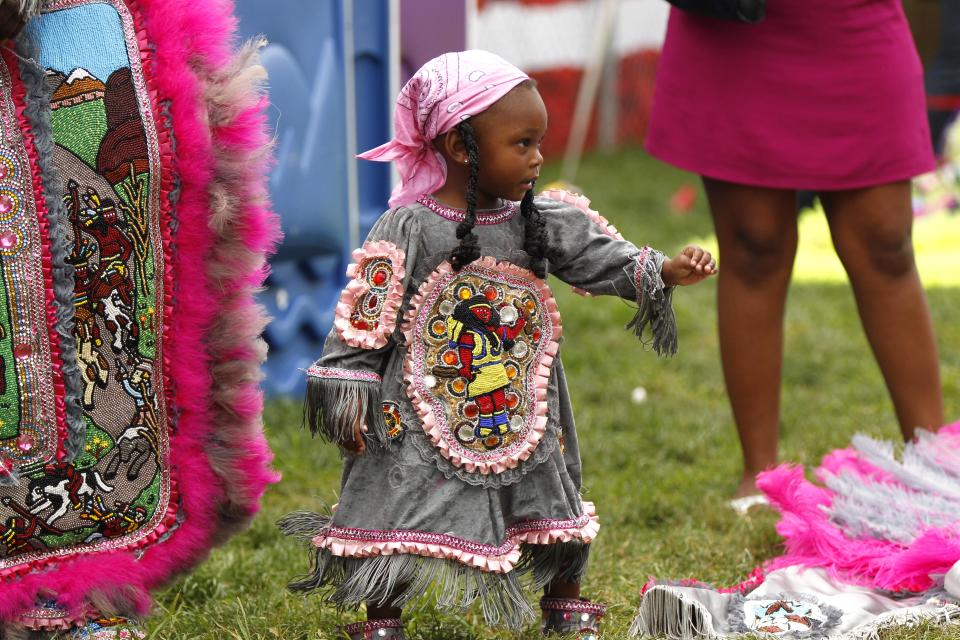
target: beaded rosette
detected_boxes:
[334,240,405,350]
[402,257,561,476]
[0,0,277,631]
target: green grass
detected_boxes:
[149,149,960,638]
[691,203,960,286]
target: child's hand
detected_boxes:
[661,245,717,286]
[339,414,366,455]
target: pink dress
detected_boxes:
[646,0,935,190]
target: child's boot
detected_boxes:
[342,618,406,639]
[540,597,606,639]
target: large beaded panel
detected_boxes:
[403,258,561,477]
[0,0,174,576]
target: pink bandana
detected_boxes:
[358,50,530,207]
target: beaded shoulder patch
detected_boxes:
[335,240,406,349]
[401,257,561,476]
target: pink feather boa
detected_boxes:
[0,0,279,623]
[758,420,960,593]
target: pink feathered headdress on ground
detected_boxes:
[358,49,529,208]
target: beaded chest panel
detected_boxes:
[402,258,562,476]
[0,0,173,573]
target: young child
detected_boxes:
[279,50,716,639]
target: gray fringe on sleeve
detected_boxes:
[15,40,86,462]
[625,248,678,357]
[278,510,590,630]
[304,372,390,446]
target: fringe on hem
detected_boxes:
[840,605,960,640]
[278,511,591,629]
[629,587,960,639]
[628,586,718,639]
[515,539,590,590]
[304,375,389,447]
[625,249,678,357]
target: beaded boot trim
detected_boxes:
[342,618,405,639]
[540,597,606,638]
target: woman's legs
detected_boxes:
[703,178,799,497]
[820,181,943,439]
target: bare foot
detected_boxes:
[729,473,771,515]
[734,473,762,499]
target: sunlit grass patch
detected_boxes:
[689,207,960,287]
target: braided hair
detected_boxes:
[448,92,554,278]
[448,120,481,271]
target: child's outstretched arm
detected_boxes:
[535,190,716,356]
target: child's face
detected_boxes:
[471,86,547,205]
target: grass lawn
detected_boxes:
[148,149,960,639]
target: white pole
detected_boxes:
[466,0,479,49]
[388,0,400,198]
[343,0,360,250]
[561,0,620,183]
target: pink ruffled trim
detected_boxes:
[314,501,600,574]
[334,240,406,349]
[401,257,562,476]
[17,604,94,631]
[305,366,381,383]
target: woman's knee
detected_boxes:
[831,220,916,280]
[719,223,797,284]
[824,183,917,280]
[705,180,797,283]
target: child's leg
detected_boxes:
[541,579,605,637]
[342,597,406,639]
[702,178,799,497]
[820,181,944,438]
[366,601,402,619]
[544,579,580,599]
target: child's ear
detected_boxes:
[438,129,468,165]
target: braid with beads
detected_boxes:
[449,121,481,271]
[519,188,554,279]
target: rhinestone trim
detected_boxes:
[306,366,382,383]
[343,618,404,635]
[417,195,517,225]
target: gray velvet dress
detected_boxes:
[279,190,676,628]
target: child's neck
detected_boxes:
[430,183,500,210]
